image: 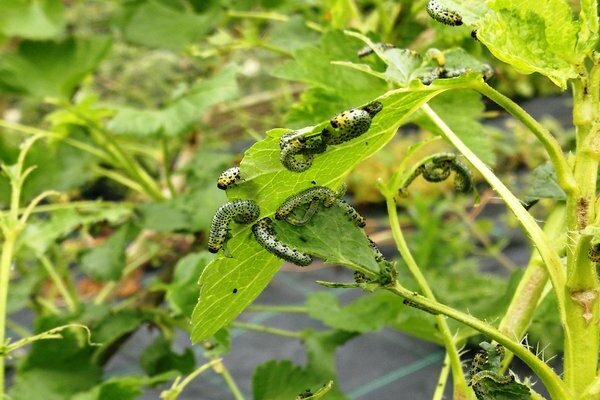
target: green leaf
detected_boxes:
[72,376,170,400]
[306,291,397,333]
[0,0,65,39]
[120,0,220,51]
[304,330,357,378]
[269,16,320,52]
[166,252,213,316]
[381,49,427,86]
[576,0,599,56]
[274,30,388,124]
[252,360,343,400]
[89,307,144,363]
[140,336,195,376]
[431,0,490,25]
[477,0,579,89]
[80,223,140,281]
[0,37,112,98]
[191,88,441,343]
[19,206,132,255]
[9,316,102,400]
[414,90,496,165]
[523,162,566,202]
[108,65,238,137]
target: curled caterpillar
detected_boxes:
[399,153,474,195]
[280,131,327,173]
[217,166,241,190]
[426,0,463,26]
[588,243,600,262]
[208,200,260,254]
[252,217,313,266]
[275,186,342,225]
[451,159,474,193]
[322,101,382,146]
[357,43,395,58]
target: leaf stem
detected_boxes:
[38,255,78,313]
[230,321,304,339]
[385,282,570,399]
[160,358,222,400]
[216,360,245,400]
[384,195,472,400]
[472,81,577,195]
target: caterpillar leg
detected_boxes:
[335,198,366,227]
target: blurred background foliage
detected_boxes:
[0,0,570,398]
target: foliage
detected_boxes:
[0,0,598,399]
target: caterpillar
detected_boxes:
[368,237,386,262]
[337,198,367,227]
[402,299,440,315]
[280,132,327,173]
[252,217,313,266]
[450,159,474,193]
[322,102,382,145]
[217,166,241,190]
[426,0,463,26]
[357,43,395,58]
[588,243,600,262]
[275,186,341,225]
[423,153,455,182]
[208,200,260,254]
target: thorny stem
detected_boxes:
[385,196,472,400]
[385,282,570,399]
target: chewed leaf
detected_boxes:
[190,89,442,342]
[477,0,579,89]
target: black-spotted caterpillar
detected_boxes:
[276,185,366,227]
[426,0,463,26]
[252,217,313,266]
[588,243,600,262]
[322,101,383,145]
[279,131,327,173]
[208,200,260,254]
[217,166,241,190]
[399,153,474,195]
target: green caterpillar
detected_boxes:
[252,217,313,266]
[217,166,241,190]
[208,200,260,254]
[322,101,383,145]
[357,43,395,58]
[426,0,463,26]
[420,64,494,86]
[275,185,365,227]
[279,131,327,172]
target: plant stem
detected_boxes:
[421,104,567,320]
[497,204,566,372]
[0,231,16,396]
[246,304,307,313]
[385,282,570,399]
[216,360,245,400]
[161,138,177,198]
[230,321,304,339]
[39,255,78,313]
[160,359,222,400]
[562,75,600,394]
[385,196,472,400]
[473,81,577,195]
[432,353,451,400]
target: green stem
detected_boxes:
[38,255,78,313]
[217,361,245,400]
[230,321,304,339]
[160,359,222,400]
[473,81,577,195]
[498,204,566,372]
[386,282,570,399]
[421,104,567,320]
[562,77,600,394]
[246,304,307,313]
[161,138,176,198]
[385,196,472,400]
[0,231,16,397]
[432,353,450,400]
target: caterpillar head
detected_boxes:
[217,166,241,190]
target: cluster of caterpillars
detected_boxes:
[399,152,474,196]
[279,101,383,173]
